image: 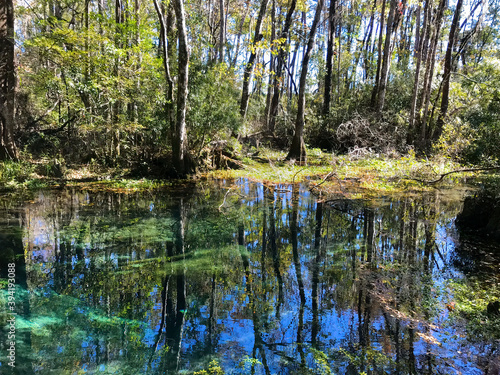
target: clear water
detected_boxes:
[0,179,497,374]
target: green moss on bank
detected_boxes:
[205,148,482,195]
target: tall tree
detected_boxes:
[286,0,324,163]
[0,0,18,160]
[418,0,446,146]
[370,0,386,107]
[268,0,298,133]
[434,0,463,141]
[218,0,225,63]
[375,0,399,113]
[240,0,269,117]
[153,0,175,133]
[323,0,337,116]
[172,0,190,176]
[407,2,428,145]
[264,0,276,128]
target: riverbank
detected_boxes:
[0,149,497,195]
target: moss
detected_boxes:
[204,148,481,195]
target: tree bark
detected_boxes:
[370,0,386,107]
[407,1,429,145]
[231,0,251,68]
[419,0,446,147]
[153,0,175,133]
[264,0,276,129]
[0,0,18,160]
[286,0,324,163]
[434,0,463,141]
[173,0,190,176]
[240,0,269,117]
[376,0,398,113]
[268,0,298,133]
[323,0,337,116]
[218,0,225,63]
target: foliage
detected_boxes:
[452,58,500,164]
[0,160,35,189]
[193,360,225,375]
[447,278,500,341]
[188,64,242,150]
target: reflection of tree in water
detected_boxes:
[0,202,31,374]
[3,183,488,374]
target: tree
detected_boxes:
[0,0,18,160]
[153,0,175,133]
[434,0,463,141]
[286,0,325,163]
[375,0,399,113]
[323,0,337,116]
[240,0,269,118]
[172,0,190,176]
[268,0,298,134]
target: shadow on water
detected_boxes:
[0,179,498,374]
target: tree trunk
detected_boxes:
[173,0,190,176]
[0,0,18,160]
[153,0,175,134]
[231,0,251,68]
[268,0,298,133]
[362,0,377,81]
[370,0,386,107]
[323,0,337,116]
[419,0,446,147]
[407,1,428,145]
[286,0,324,163]
[218,0,225,63]
[264,0,276,129]
[113,0,124,127]
[240,0,269,117]
[434,0,463,141]
[376,0,398,113]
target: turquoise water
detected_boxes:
[0,179,497,374]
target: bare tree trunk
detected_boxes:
[414,4,421,59]
[407,1,429,145]
[323,0,337,116]
[362,0,377,81]
[218,0,225,63]
[286,0,324,163]
[240,0,269,117]
[264,0,276,129]
[370,0,386,107]
[173,0,190,176]
[268,0,298,133]
[113,0,124,127]
[0,0,18,160]
[376,0,398,113]
[153,0,174,133]
[434,0,463,141]
[231,0,251,68]
[419,0,446,147]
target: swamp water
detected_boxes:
[0,179,498,374]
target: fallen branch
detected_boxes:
[407,166,500,184]
[40,115,78,135]
[218,187,234,211]
[309,171,334,191]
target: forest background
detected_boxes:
[0,0,499,182]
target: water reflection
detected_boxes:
[0,180,495,374]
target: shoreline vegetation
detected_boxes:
[1,148,498,196]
